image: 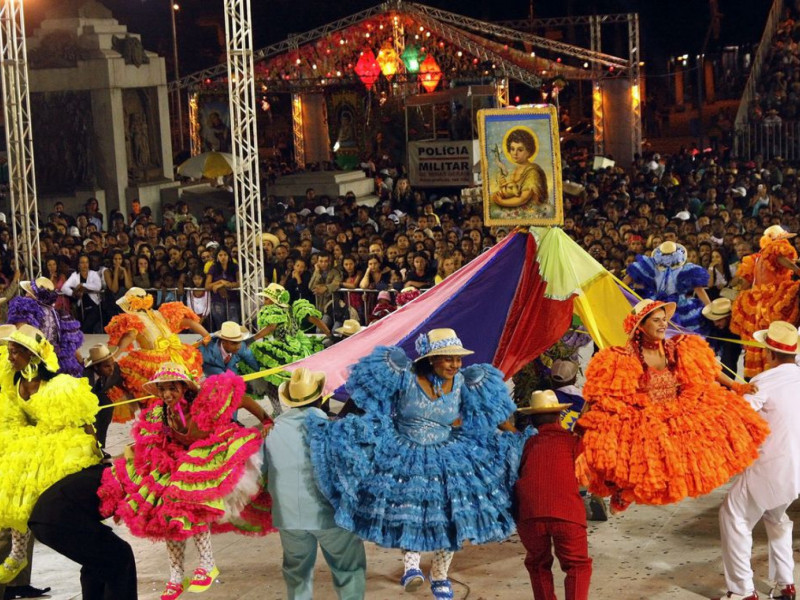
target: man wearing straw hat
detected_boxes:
[84,343,127,450]
[715,321,800,600]
[200,321,258,376]
[702,297,742,377]
[263,368,366,599]
[515,390,592,600]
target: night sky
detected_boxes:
[27,0,771,81]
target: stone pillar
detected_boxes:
[91,88,129,214]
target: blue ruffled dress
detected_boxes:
[626,255,710,333]
[305,346,524,552]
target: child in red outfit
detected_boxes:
[514,390,592,600]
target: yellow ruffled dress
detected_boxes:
[578,335,769,507]
[0,355,100,532]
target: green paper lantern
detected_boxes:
[401,45,421,73]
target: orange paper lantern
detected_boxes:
[376,45,399,80]
[354,49,381,90]
[419,54,442,93]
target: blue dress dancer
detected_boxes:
[306,328,523,600]
[626,241,711,333]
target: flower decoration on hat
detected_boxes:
[652,241,687,269]
[623,300,675,336]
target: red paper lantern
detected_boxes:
[418,54,441,93]
[354,49,381,90]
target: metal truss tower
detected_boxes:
[0,0,40,278]
[223,0,264,324]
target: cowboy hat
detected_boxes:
[278,368,326,407]
[517,389,571,414]
[335,319,362,337]
[0,324,16,344]
[214,321,251,343]
[623,299,677,337]
[142,362,200,396]
[414,328,474,362]
[261,232,280,250]
[84,343,115,368]
[753,321,800,355]
[3,324,59,373]
[258,282,290,308]
[701,297,733,321]
[20,277,55,296]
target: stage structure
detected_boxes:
[223,0,264,324]
[0,0,41,278]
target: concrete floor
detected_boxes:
[22,335,797,599]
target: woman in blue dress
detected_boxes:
[306,328,522,600]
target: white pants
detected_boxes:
[719,476,794,595]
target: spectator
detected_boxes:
[205,246,240,330]
[308,251,341,325]
[62,254,103,334]
[103,250,132,320]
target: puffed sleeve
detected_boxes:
[6,296,44,328]
[0,351,27,428]
[675,263,710,292]
[345,346,411,414]
[105,313,145,348]
[625,255,657,297]
[459,363,516,430]
[256,305,288,329]
[33,375,99,431]
[672,334,721,387]
[581,346,650,412]
[735,255,756,283]
[291,299,322,322]
[158,302,201,333]
[190,371,246,432]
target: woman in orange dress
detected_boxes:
[578,299,769,512]
[730,225,800,378]
[106,287,210,422]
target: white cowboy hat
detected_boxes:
[701,297,733,321]
[517,389,571,414]
[753,321,800,355]
[335,319,362,337]
[142,362,200,395]
[84,343,115,368]
[214,321,251,343]
[414,328,474,362]
[261,232,280,250]
[20,276,55,295]
[278,368,326,407]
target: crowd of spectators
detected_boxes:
[0,139,798,340]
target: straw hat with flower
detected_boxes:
[116,287,154,312]
[258,283,290,308]
[414,328,474,362]
[20,276,55,296]
[652,241,688,269]
[623,299,676,338]
[2,324,60,374]
[142,362,199,395]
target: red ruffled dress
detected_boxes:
[577,335,769,507]
[730,238,800,378]
[98,372,273,540]
[105,303,204,421]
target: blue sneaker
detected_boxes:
[400,568,425,592]
[430,579,453,599]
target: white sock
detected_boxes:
[193,531,215,572]
[431,550,454,581]
[403,550,421,573]
[166,540,186,584]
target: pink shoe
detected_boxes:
[186,566,219,593]
[160,581,184,599]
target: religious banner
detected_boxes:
[408,140,473,188]
[478,105,563,227]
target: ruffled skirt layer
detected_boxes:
[117,345,204,403]
[245,335,323,384]
[578,384,769,505]
[98,426,272,541]
[0,428,99,531]
[306,412,523,552]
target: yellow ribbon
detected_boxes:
[155,335,187,364]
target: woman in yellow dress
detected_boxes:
[491,128,548,208]
[106,287,211,422]
[0,325,101,583]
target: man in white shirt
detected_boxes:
[715,320,800,600]
[62,255,104,333]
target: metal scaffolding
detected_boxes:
[223,0,264,324]
[0,0,40,279]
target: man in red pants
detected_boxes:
[514,390,592,600]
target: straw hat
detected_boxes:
[0,324,16,344]
[753,321,800,355]
[335,319,362,337]
[701,297,733,321]
[551,360,579,384]
[414,328,474,362]
[84,343,115,368]
[762,225,796,242]
[214,321,251,342]
[623,299,676,337]
[258,283,290,308]
[3,324,59,373]
[20,276,54,296]
[116,287,151,312]
[142,362,199,395]
[652,241,688,268]
[517,389,571,414]
[262,232,280,250]
[278,368,326,407]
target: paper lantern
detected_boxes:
[418,54,441,93]
[354,49,381,90]
[377,45,399,79]
[401,45,421,73]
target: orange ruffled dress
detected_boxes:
[730,239,800,378]
[578,334,769,506]
[106,303,204,421]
